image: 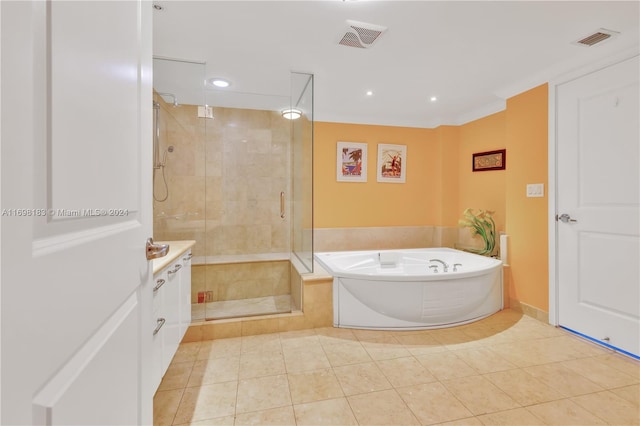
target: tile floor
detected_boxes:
[154,309,640,425]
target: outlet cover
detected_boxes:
[526,183,544,197]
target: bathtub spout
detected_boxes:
[429,259,449,272]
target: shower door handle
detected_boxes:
[280,192,285,219]
[146,237,169,260]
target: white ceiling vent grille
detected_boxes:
[573,28,619,47]
[338,20,387,49]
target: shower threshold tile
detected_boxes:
[195,295,293,320]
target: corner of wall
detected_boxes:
[505,83,549,313]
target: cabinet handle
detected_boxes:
[168,264,182,275]
[153,318,166,336]
[183,253,193,261]
[153,278,165,292]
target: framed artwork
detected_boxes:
[472,149,506,171]
[337,142,367,182]
[377,144,406,183]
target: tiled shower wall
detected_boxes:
[153,95,292,305]
[191,261,290,304]
[313,226,498,255]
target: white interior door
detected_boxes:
[556,55,640,357]
[1,1,153,424]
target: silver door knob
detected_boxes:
[558,214,577,223]
[146,238,169,260]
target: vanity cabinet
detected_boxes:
[151,247,192,392]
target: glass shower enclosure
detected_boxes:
[152,57,313,322]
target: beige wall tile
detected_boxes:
[182,325,203,343]
[201,321,242,341]
[241,317,280,336]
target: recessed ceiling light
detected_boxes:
[430,96,438,102]
[281,108,302,120]
[208,78,230,88]
[366,90,374,96]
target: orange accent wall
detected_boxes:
[505,84,549,311]
[458,112,507,232]
[314,122,436,228]
[314,84,549,312]
[434,126,460,227]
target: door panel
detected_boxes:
[32,294,140,425]
[1,1,152,424]
[557,55,640,356]
[50,1,140,213]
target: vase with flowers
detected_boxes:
[458,208,496,256]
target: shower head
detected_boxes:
[157,92,179,107]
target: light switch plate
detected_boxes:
[526,183,544,197]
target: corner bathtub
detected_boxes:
[314,248,503,330]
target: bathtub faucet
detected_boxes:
[429,259,449,272]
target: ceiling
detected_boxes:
[152,1,639,128]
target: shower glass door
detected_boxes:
[202,87,295,320]
[291,72,314,273]
[152,59,208,325]
[153,59,313,321]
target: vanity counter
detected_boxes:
[152,240,196,275]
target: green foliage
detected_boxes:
[458,208,496,256]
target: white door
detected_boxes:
[556,55,640,357]
[1,1,153,424]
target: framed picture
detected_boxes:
[337,142,367,182]
[472,149,506,172]
[377,144,406,183]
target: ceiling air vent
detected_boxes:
[573,28,619,47]
[338,20,387,49]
